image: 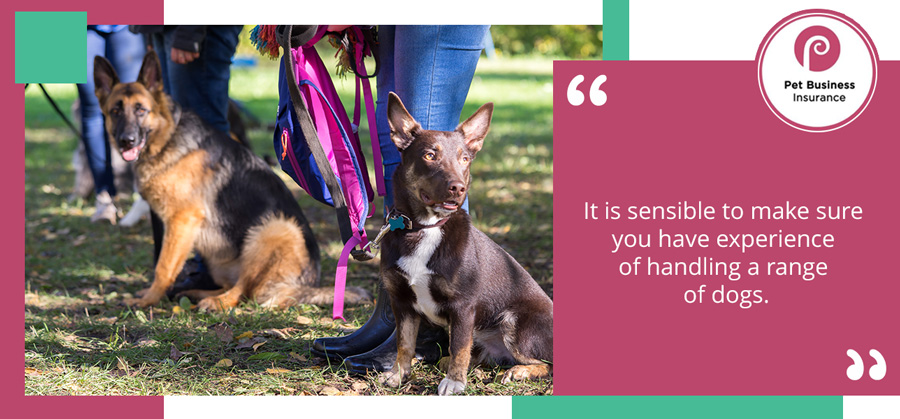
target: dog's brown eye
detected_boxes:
[424,152,436,161]
[461,155,470,163]
[110,108,121,116]
[136,108,147,117]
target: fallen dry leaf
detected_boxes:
[215,358,233,368]
[235,331,253,341]
[169,346,185,361]
[289,352,308,362]
[319,386,342,396]
[117,357,129,372]
[351,381,369,392]
[235,337,266,350]
[259,328,297,339]
[72,234,87,247]
[266,367,291,374]
[213,323,233,343]
[135,338,157,348]
[25,367,40,375]
[296,315,313,325]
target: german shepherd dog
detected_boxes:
[94,52,370,310]
[377,93,553,395]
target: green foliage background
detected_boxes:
[490,25,603,59]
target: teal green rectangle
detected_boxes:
[16,12,87,83]
[602,0,629,60]
[512,396,842,418]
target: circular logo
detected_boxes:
[794,26,840,72]
[757,10,878,132]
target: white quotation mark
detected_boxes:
[869,349,887,380]
[846,349,887,381]
[567,74,607,106]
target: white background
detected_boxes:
[165,395,512,418]
[632,0,900,60]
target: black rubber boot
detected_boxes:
[311,286,395,361]
[343,322,450,375]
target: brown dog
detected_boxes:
[94,51,370,310]
[377,93,553,395]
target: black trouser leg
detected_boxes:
[151,210,164,265]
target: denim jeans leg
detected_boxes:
[376,25,488,212]
[160,26,241,135]
[77,30,114,196]
[105,29,145,83]
[375,26,399,210]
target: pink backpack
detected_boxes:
[252,25,383,319]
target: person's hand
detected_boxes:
[170,47,200,64]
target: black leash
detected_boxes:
[25,83,83,140]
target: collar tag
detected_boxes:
[388,213,412,231]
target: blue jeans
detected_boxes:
[376,25,489,210]
[75,27,144,196]
[151,26,242,135]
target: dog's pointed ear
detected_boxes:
[458,102,493,155]
[93,55,119,105]
[137,51,163,94]
[387,92,420,151]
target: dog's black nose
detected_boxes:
[118,135,136,147]
[448,181,466,195]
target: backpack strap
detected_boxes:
[280,25,355,245]
[281,25,379,320]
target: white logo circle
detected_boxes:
[757,10,878,132]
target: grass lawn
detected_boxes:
[24,52,553,396]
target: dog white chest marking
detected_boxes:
[397,227,446,326]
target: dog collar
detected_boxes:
[393,209,451,231]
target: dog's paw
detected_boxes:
[501,364,551,384]
[377,370,407,388]
[197,297,225,312]
[128,288,163,307]
[124,296,158,308]
[197,295,237,312]
[437,377,466,395]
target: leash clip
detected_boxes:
[362,212,411,254]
